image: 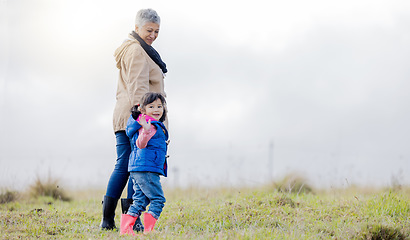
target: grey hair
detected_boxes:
[135,9,161,27]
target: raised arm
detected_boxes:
[136,115,157,149]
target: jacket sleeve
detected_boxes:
[136,125,157,149]
[125,45,150,105]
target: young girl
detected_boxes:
[120,92,169,236]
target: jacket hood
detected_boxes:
[114,34,138,69]
[125,115,141,138]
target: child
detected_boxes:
[120,92,169,236]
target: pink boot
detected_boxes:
[120,214,137,236]
[143,212,157,233]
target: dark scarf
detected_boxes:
[131,31,167,74]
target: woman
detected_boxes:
[100,8,168,231]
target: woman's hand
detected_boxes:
[138,114,151,131]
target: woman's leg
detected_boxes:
[101,131,132,230]
[105,131,132,198]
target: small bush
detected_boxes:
[274,173,314,194]
[359,224,406,240]
[0,190,18,204]
[29,177,71,201]
[275,195,296,207]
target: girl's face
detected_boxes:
[142,98,163,121]
[135,22,160,46]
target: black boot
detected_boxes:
[100,195,118,230]
[121,198,144,232]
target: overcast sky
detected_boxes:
[1,0,409,190]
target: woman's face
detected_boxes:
[135,22,160,46]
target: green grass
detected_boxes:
[1,186,409,239]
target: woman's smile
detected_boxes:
[136,22,160,46]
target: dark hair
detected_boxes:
[131,92,167,122]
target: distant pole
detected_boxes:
[268,140,274,182]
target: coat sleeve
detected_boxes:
[136,125,157,149]
[125,45,150,106]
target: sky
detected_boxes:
[1,0,409,190]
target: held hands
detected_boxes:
[137,114,151,131]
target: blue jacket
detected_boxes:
[126,115,169,177]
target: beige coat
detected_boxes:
[112,35,166,132]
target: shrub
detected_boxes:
[0,190,18,204]
[359,224,406,240]
[274,173,314,194]
[28,177,71,202]
[275,195,296,207]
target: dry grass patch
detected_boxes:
[28,176,71,202]
[0,190,19,204]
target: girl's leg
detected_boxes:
[126,140,136,199]
[131,172,165,220]
[127,173,151,217]
[127,177,134,199]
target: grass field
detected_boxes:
[1,181,409,239]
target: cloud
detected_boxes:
[1,0,410,189]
